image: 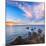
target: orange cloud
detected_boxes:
[6,21,15,26]
[6,20,24,26]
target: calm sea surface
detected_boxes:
[6,25,45,43]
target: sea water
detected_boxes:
[6,25,45,44]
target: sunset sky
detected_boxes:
[6,0,45,25]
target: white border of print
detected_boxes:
[0,0,45,46]
[0,0,5,46]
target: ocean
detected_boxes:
[6,25,45,43]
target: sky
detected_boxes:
[6,0,45,25]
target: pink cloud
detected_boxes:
[33,3,44,19]
[17,3,32,18]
